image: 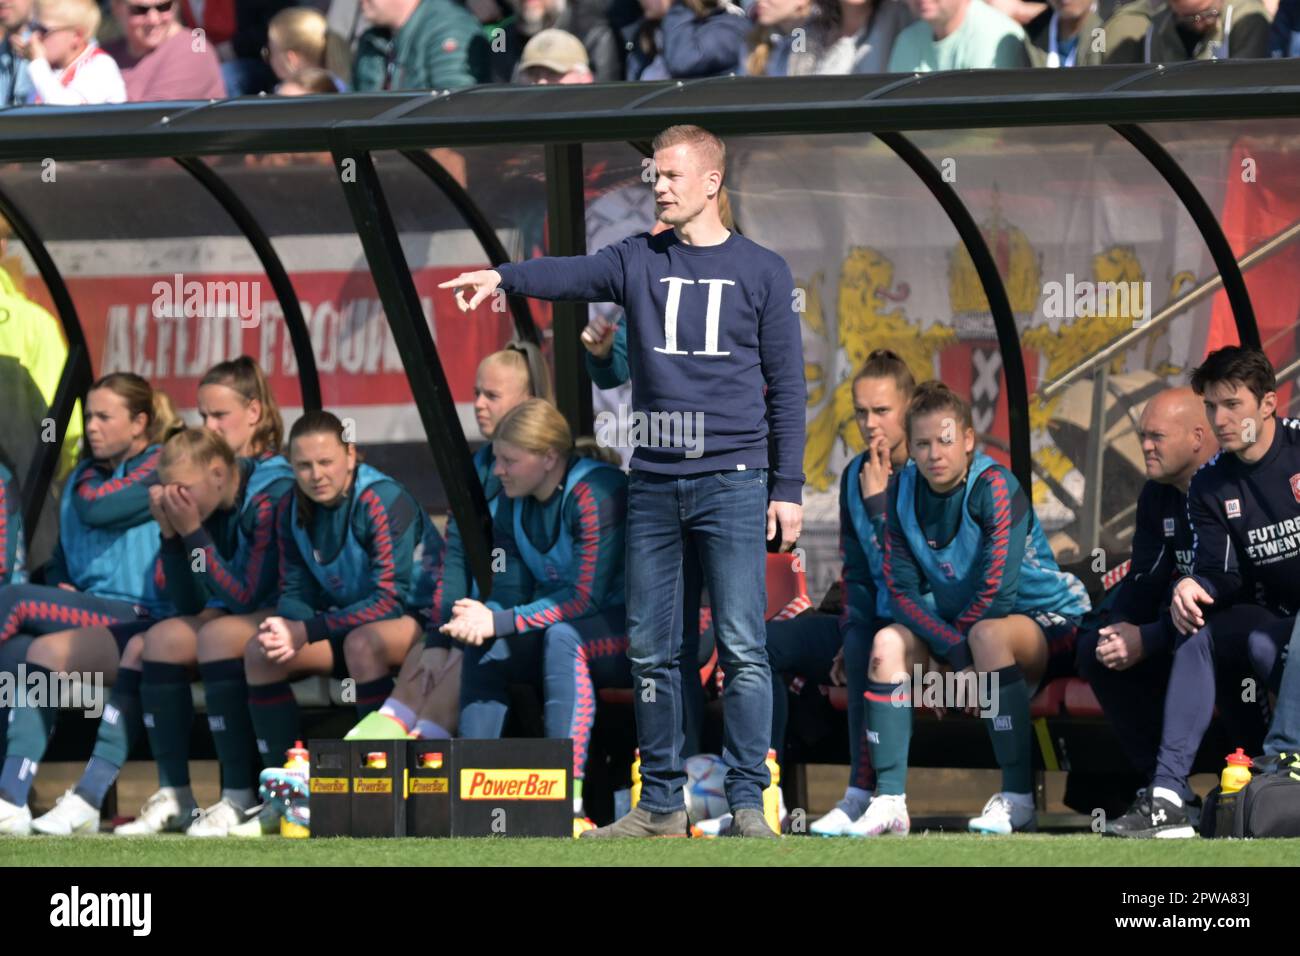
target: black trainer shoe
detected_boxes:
[1105,788,1149,835]
[727,807,779,839]
[1108,791,1195,839]
[579,805,689,839]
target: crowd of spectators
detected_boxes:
[0,0,1293,104]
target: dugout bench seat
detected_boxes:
[44,554,1241,825]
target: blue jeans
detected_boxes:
[1264,614,1300,754]
[679,543,705,760]
[626,468,770,813]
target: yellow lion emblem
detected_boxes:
[801,247,955,493]
[1023,245,1193,500]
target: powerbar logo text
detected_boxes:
[459,769,566,800]
[409,778,449,795]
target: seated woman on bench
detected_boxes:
[0,373,181,836]
[864,381,1090,837]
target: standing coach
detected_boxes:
[440,124,806,838]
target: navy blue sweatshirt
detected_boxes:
[1109,479,1195,657]
[495,229,807,504]
[1187,418,1300,617]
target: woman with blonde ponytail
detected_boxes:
[85,357,296,837]
[441,399,630,833]
[340,343,548,747]
[124,354,298,836]
[2,358,297,837]
[0,372,185,836]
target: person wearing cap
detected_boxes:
[515,26,593,81]
[353,0,490,91]
[514,0,621,80]
[1102,0,1270,62]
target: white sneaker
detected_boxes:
[226,803,279,838]
[186,797,254,837]
[0,795,32,835]
[809,805,860,837]
[968,792,1036,834]
[114,788,199,836]
[846,794,910,837]
[32,790,99,836]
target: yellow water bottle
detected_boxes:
[762,749,782,835]
[630,749,642,809]
[1220,748,1253,794]
[281,740,311,838]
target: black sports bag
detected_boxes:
[1202,773,1300,838]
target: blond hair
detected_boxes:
[652,125,726,185]
[482,341,555,405]
[574,435,620,465]
[268,7,351,77]
[159,427,237,479]
[717,185,734,230]
[493,398,572,458]
[37,0,99,37]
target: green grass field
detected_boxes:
[0,833,1293,866]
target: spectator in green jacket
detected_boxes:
[1102,0,1270,62]
[353,0,490,90]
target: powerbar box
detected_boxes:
[309,738,571,838]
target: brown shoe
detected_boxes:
[579,805,690,839]
[727,808,779,838]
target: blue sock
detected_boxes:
[1,663,58,805]
[74,757,120,810]
[0,755,38,807]
[72,667,142,808]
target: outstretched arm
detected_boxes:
[441,241,629,309]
